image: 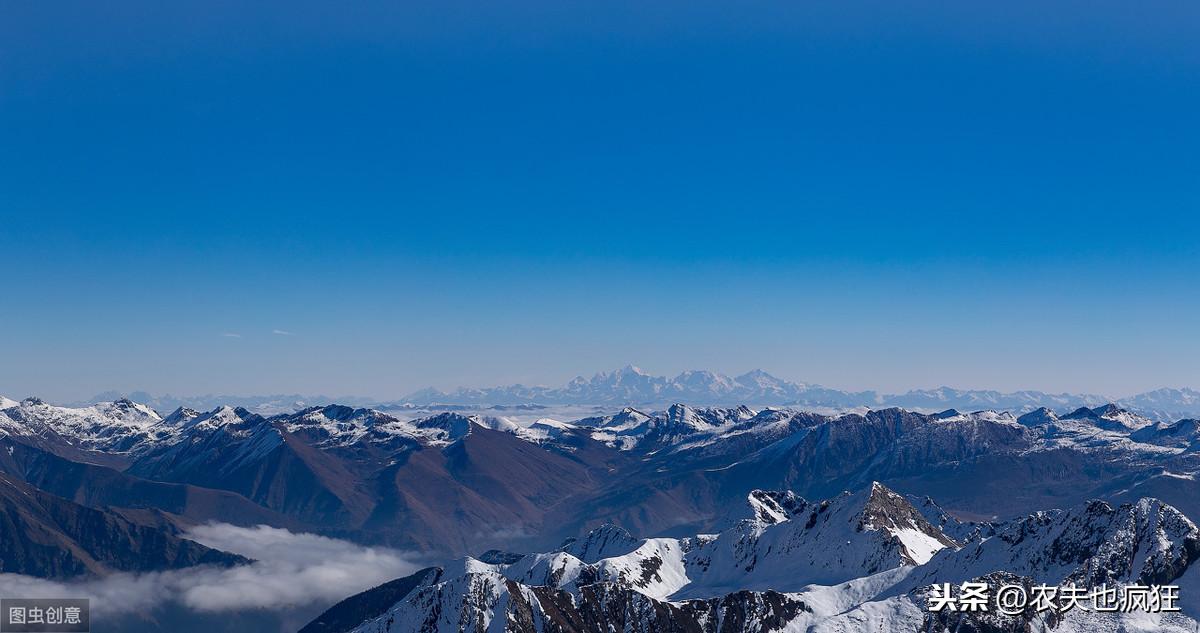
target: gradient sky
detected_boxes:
[2,1,1198,402]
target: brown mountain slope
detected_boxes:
[0,471,248,578]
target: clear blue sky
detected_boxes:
[2,1,1197,402]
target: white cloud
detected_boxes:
[0,524,423,617]
[271,329,295,336]
[220,333,242,338]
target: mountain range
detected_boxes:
[4,394,1200,556]
[76,366,1200,421]
[4,392,1200,630]
[305,482,1200,633]
[402,366,1200,422]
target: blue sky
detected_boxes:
[2,1,1197,402]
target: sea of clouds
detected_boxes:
[0,523,424,617]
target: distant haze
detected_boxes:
[8,366,1194,424]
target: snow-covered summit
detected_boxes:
[478,482,959,604]
[558,523,641,563]
[324,485,1200,633]
[1063,403,1155,432]
[0,397,168,453]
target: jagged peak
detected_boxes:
[908,494,1200,592]
[560,523,641,563]
[1092,403,1127,416]
[1062,402,1152,431]
[414,411,476,425]
[1064,404,1109,419]
[186,405,259,430]
[665,402,695,416]
[747,489,808,525]
[411,411,482,442]
[313,403,360,420]
[476,549,525,565]
[163,406,200,425]
[852,482,958,563]
[441,556,500,579]
[1017,406,1059,426]
[98,398,161,421]
[735,368,782,382]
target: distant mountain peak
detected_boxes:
[1017,406,1059,426]
[162,406,200,425]
[1062,403,1153,431]
[391,369,1198,422]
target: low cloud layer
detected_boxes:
[0,524,424,617]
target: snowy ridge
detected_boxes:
[904,496,1200,590]
[0,399,530,460]
[813,494,1200,633]
[432,482,956,604]
[672,483,958,597]
[0,397,168,453]
[4,392,1196,465]
[557,523,641,563]
[330,485,1200,633]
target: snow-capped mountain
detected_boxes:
[1121,388,1200,424]
[6,393,1200,561]
[392,368,1200,421]
[79,390,379,417]
[1131,417,1200,449]
[307,485,1200,633]
[5,388,1200,631]
[1061,403,1155,432]
[0,396,170,458]
[904,496,1200,590]
[575,403,755,451]
[668,482,958,596]
[402,365,866,408]
[65,374,1200,421]
[815,496,1200,633]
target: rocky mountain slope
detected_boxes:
[306,484,1200,633]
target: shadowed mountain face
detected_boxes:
[0,472,247,578]
[298,568,443,633]
[0,435,297,530]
